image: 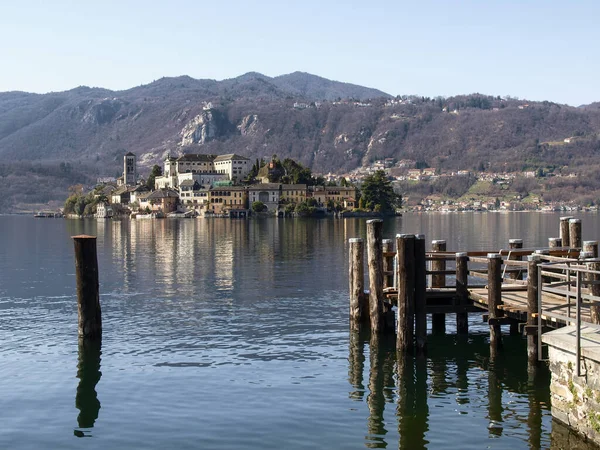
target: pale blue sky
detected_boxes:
[1,0,598,105]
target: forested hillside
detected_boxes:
[1,71,600,212]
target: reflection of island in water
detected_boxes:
[74,339,102,437]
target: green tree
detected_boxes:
[146,165,162,190]
[252,201,267,212]
[359,170,401,213]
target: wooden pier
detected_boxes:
[349,218,600,368]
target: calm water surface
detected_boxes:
[1,213,599,449]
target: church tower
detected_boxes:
[123,152,137,185]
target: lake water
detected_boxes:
[1,213,599,449]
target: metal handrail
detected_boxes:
[538,261,600,377]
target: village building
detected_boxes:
[154,153,249,189]
[310,186,357,207]
[248,183,281,211]
[208,186,248,215]
[144,188,179,213]
[280,184,308,205]
[95,202,114,219]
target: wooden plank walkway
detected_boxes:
[469,285,593,327]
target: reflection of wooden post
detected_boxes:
[488,254,503,356]
[382,239,394,288]
[507,239,523,280]
[397,234,415,354]
[431,240,446,333]
[349,238,366,328]
[73,235,102,340]
[75,338,102,432]
[559,216,573,247]
[584,241,599,258]
[569,218,582,249]
[367,220,384,333]
[527,372,542,450]
[415,235,427,354]
[527,255,540,371]
[456,252,469,334]
[548,237,562,249]
[487,358,503,437]
[367,333,386,445]
[348,331,366,401]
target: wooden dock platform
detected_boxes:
[349,217,600,367]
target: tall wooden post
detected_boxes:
[584,241,599,258]
[382,239,394,289]
[548,237,562,249]
[488,253,503,356]
[73,235,102,340]
[456,252,469,335]
[349,238,366,328]
[527,254,540,371]
[367,220,384,333]
[569,218,582,249]
[587,259,600,324]
[414,234,427,354]
[507,239,523,280]
[431,240,446,333]
[560,216,573,247]
[396,234,415,354]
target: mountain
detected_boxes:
[1,71,600,212]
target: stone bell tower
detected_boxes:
[123,152,137,186]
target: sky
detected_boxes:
[1,0,599,105]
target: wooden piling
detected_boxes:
[431,240,446,333]
[367,220,384,333]
[527,254,540,370]
[349,238,366,328]
[73,235,102,340]
[488,253,503,355]
[382,239,394,289]
[569,218,582,249]
[456,252,469,335]
[508,239,523,280]
[587,258,600,325]
[548,237,562,249]
[559,216,573,247]
[396,234,415,353]
[414,234,427,354]
[584,241,599,258]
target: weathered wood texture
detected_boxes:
[414,235,427,353]
[588,260,600,325]
[548,238,562,249]
[367,220,384,333]
[396,234,415,353]
[508,239,523,280]
[349,238,366,328]
[456,252,469,334]
[73,235,102,340]
[431,240,446,333]
[560,216,573,247]
[488,254,503,354]
[382,239,394,289]
[569,219,582,249]
[527,255,540,369]
[584,241,599,258]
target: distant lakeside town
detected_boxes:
[61,152,378,219]
[55,149,596,220]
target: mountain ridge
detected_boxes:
[2,72,600,212]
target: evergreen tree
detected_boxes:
[359,170,401,213]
